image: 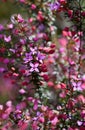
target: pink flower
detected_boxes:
[41,105,47,112]
[17,14,24,23]
[30,63,39,72]
[78,95,85,104]
[32,121,38,130]
[51,117,58,126]
[58,37,67,47]
[4,35,11,42]
[33,100,38,110]
[18,121,28,130]
[47,81,54,87]
[81,83,85,90]
[31,4,36,10]
[77,120,82,126]
[7,24,13,29]
[60,83,66,89]
[39,117,45,123]
[0,104,3,110]
[59,91,66,98]
[0,24,4,31]
[6,100,12,107]
[82,75,85,81]
[19,89,26,94]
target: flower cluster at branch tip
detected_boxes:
[0,0,85,130]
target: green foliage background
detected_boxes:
[0,1,22,23]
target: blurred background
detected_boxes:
[0,1,13,23]
[0,1,19,103]
[0,0,23,24]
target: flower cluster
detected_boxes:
[0,0,85,130]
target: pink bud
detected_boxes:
[31,4,36,10]
[39,117,45,123]
[48,81,54,87]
